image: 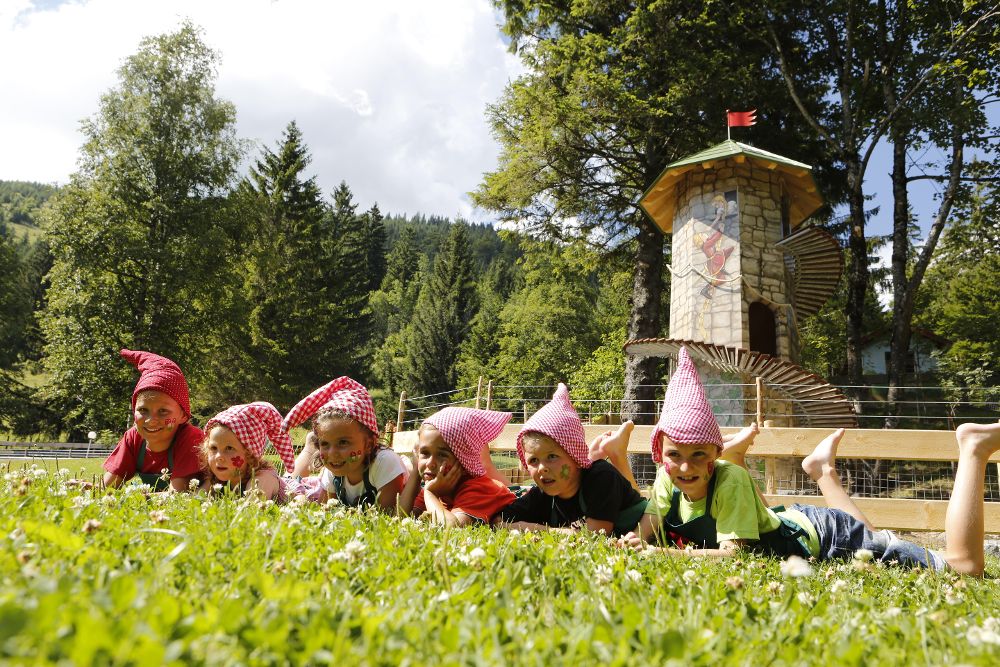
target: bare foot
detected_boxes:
[589,421,634,461]
[721,423,759,459]
[955,422,1000,459]
[801,428,846,481]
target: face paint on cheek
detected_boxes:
[707,461,715,476]
[231,455,245,469]
[164,418,176,431]
[347,450,363,464]
[559,464,571,480]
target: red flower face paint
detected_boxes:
[347,450,363,464]
[231,455,245,469]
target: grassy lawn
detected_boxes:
[1,471,999,665]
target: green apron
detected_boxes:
[550,490,649,537]
[134,440,175,492]
[663,474,810,557]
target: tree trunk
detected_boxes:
[845,160,868,397]
[885,127,911,429]
[621,212,664,425]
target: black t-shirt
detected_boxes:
[497,460,643,535]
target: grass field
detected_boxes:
[1,468,999,665]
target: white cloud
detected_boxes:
[0,0,525,221]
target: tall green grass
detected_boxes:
[1,469,998,665]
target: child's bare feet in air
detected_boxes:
[719,422,759,467]
[956,421,1000,459]
[589,421,634,462]
[801,428,845,481]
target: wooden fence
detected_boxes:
[391,425,1000,532]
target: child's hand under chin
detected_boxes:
[425,462,462,497]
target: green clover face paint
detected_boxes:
[559,464,571,480]
[347,450,363,464]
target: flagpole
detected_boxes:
[726,109,730,141]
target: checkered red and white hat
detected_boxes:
[517,384,591,469]
[121,349,191,417]
[423,407,511,478]
[651,346,723,464]
[281,377,378,436]
[206,402,295,472]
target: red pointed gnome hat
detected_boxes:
[423,407,511,478]
[206,402,295,472]
[120,349,191,417]
[281,377,378,436]
[517,383,591,469]
[650,346,723,463]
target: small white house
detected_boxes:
[860,329,949,376]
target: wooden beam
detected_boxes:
[392,425,1000,462]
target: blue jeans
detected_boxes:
[791,504,946,570]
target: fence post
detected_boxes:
[397,391,407,432]
[755,376,764,427]
[762,419,777,494]
[475,376,483,409]
[486,381,493,410]
[523,402,529,424]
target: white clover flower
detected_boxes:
[766,581,785,596]
[212,483,223,492]
[967,625,1000,646]
[725,575,743,590]
[57,468,71,478]
[594,564,613,586]
[625,569,643,583]
[829,579,848,594]
[780,555,814,578]
[796,591,816,606]
[854,548,874,562]
[467,547,487,565]
[188,478,200,490]
[682,569,698,583]
[101,494,116,505]
[326,497,341,508]
[344,539,366,558]
[984,617,1000,632]
[293,494,308,505]
[149,510,167,524]
[435,590,451,602]
[884,607,902,618]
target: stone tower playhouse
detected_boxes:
[627,140,856,431]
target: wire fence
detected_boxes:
[396,380,1000,500]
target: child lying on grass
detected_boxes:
[282,377,406,512]
[398,407,516,526]
[493,384,647,537]
[620,347,1000,576]
[101,349,203,492]
[199,401,312,502]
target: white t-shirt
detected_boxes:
[319,448,406,503]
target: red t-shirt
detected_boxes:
[413,476,516,523]
[103,423,204,481]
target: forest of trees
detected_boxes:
[1,6,998,439]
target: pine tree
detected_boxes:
[404,223,476,397]
[363,203,387,294]
[237,120,336,406]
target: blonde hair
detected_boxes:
[198,422,272,492]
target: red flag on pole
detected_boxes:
[727,109,757,127]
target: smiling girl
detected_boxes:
[102,349,203,491]
[199,402,298,501]
[494,384,646,536]
[281,377,406,513]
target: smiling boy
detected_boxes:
[102,349,204,491]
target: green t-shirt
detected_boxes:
[645,460,819,555]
